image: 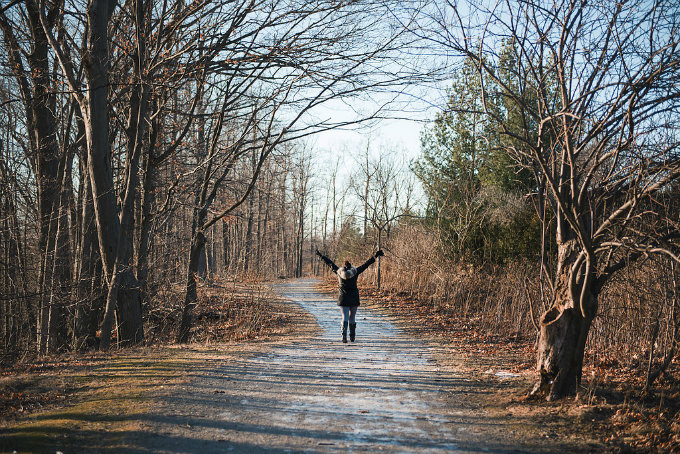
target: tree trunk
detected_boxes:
[256,183,263,275]
[115,270,144,345]
[376,229,382,290]
[197,239,208,278]
[74,180,101,349]
[1,4,61,353]
[44,149,74,353]
[136,148,155,300]
[535,237,597,401]
[84,0,144,349]
[261,176,272,276]
[243,185,255,273]
[0,155,29,353]
[177,153,209,344]
[280,172,289,276]
[29,7,60,355]
[222,221,232,272]
[177,231,206,344]
[296,201,304,278]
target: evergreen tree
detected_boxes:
[415,47,541,262]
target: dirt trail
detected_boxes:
[126,278,580,453]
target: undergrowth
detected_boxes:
[144,278,294,344]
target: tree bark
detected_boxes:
[376,229,382,290]
[74,157,103,350]
[136,146,154,300]
[1,2,61,353]
[44,145,75,352]
[243,182,255,273]
[81,0,144,349]
[535,236,597,400]
[177,231,206,344]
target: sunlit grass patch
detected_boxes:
[0,348,190,453]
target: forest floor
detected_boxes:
[0,278,678,453]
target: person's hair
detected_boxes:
[344,261,352,269]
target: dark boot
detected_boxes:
[342,321,348,343]
[349,323,356,342]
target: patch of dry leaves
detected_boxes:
[145,278,297,344]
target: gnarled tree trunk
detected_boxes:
[535,236,598,401]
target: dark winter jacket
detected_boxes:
[318,253,376,307]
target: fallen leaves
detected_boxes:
[0,390,57,419]
[145,281,296,344]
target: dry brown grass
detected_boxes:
[144,277,298,344]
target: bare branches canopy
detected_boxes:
[0,0,422,354]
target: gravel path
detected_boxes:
[127,278,562,453]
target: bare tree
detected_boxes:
[36,0,147,348]
[409,0,680,399]
[38,0,218,349]
[292,148,312,278]
[353,145,416,288]
[0,0,65,352]
[0,0,426,354]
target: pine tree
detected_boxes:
[415,49,541,262]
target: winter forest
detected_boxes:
[1,0,679,408]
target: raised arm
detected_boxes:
[316,249,339,273]
[356,250,383,275]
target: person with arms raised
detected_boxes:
[316,249,384,343]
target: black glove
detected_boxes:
[374,250,384,258]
